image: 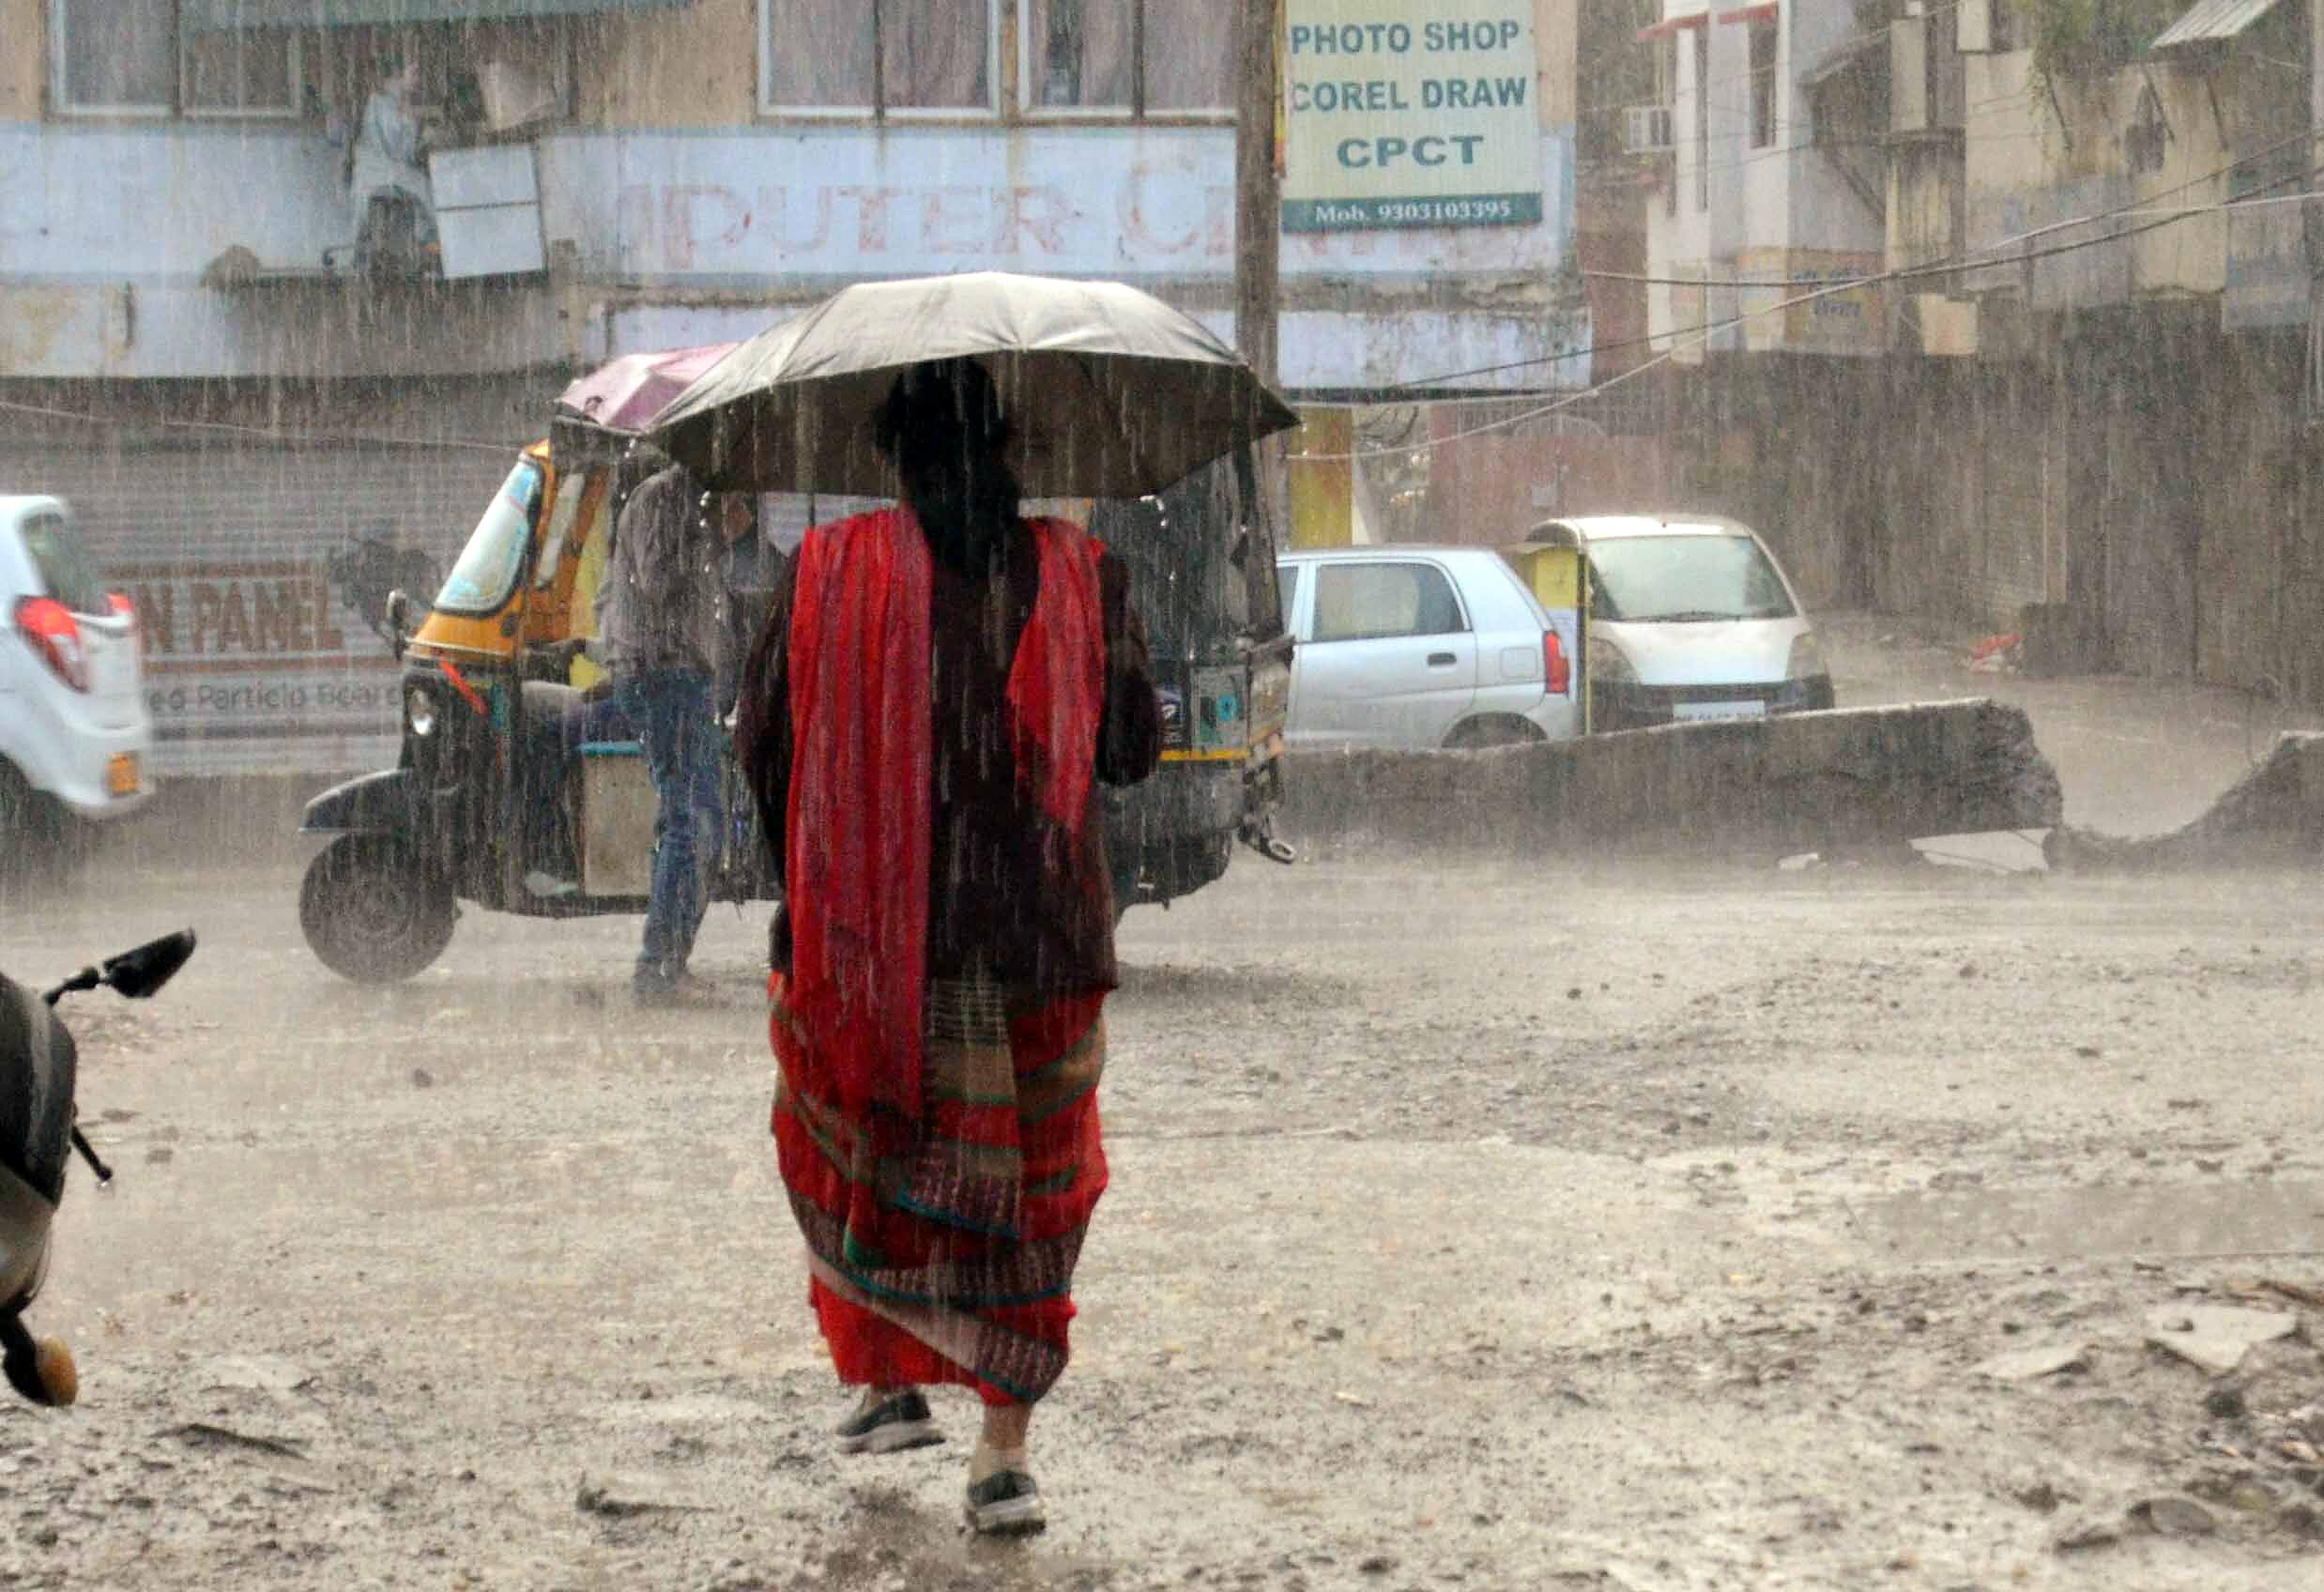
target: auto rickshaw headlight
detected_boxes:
[405,685,438,739]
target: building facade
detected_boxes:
[1627,0,2324,712]
[5,0,1592,387]
[2,0,1597,773]
[1637,0,1888,361]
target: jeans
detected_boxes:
[618,667,724,990]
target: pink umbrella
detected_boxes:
[555,342,740,436]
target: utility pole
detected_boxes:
[2311,0,2322,419]
[1235,0,1281,389]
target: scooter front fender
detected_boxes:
[0,1163,54,1313]
[300,769,417,836]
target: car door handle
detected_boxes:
[1427,651,1457,666]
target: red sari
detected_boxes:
[770,506,1112,1406]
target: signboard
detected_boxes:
[1280,2,1542,232]
[35,442,498,780]
[109,556,413,777]
[1777,255,1888,358]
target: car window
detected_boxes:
[1277,564,1301,635]
[1311,561,1465,643]
[18,509,108,614]
[1587,535,1796,623]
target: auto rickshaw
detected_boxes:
[1093,452,1295,917]
[293,365,1293,981]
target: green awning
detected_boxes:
[185,0,691,30]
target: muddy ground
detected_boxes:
[2,620,2321,1591]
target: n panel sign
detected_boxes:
[1282,2,1542,232]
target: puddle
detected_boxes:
[1859,1179,2324,1265]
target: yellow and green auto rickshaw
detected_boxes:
[1093,451,1295,916]
[293,350,1292,981]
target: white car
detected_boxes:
[1277,544,1580,749]
[1534,513,1834,731]
[0,497,151,877]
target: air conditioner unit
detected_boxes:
[1626,104,1675,155]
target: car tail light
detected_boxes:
[1544,630,1570,696]
[13,596,88,692]
[107,591,145,658]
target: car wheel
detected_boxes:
[1445,717,1547,750]
[0,762,70,893]
[299,833,457,983]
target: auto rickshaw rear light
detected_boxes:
[13,597,89,692]
[1544,630,1570,696]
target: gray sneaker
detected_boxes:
[833,1389,941,1455]
[964,1469,1047,1537]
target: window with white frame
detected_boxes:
[1027,0,1231,115]
[52,0,298,116]
[760,0,997,115]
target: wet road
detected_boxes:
[6,617,2323,1589]
[4,835,2322,1590]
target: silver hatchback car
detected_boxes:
[1277,544,1580,749]
[0,497,151,877]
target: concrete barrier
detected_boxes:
[1279,699,2064,856]
[2053,732,2324,870]
[94,700,2078,874]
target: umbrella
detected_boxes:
[550,341,740,466]
[647,272,1301,498]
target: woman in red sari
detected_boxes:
[736,359,1161,1536]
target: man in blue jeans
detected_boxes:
[592,448,734,1006]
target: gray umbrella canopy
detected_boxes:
[648,272,1302,498]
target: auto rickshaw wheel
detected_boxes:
[299,833,456,983]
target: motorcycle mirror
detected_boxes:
[385,589,413,660]
[101,930,198,1000]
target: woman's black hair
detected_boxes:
[872,359,1009,462]
[874,360,1020,573]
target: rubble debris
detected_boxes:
[1967,634,2023,674]
[169,1423,308,1461]
[574,1473,710,1518]
[2223,1483,2276,1513]
[2146,1306,2300,1378]
[2014,1481,2065,1514]
[1974,1342,2090,1383]
[2130,1496,2218,1538]
[168,1424,334,1492]
[2053,1516,2120,1554]
[199,1355,315,1395]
